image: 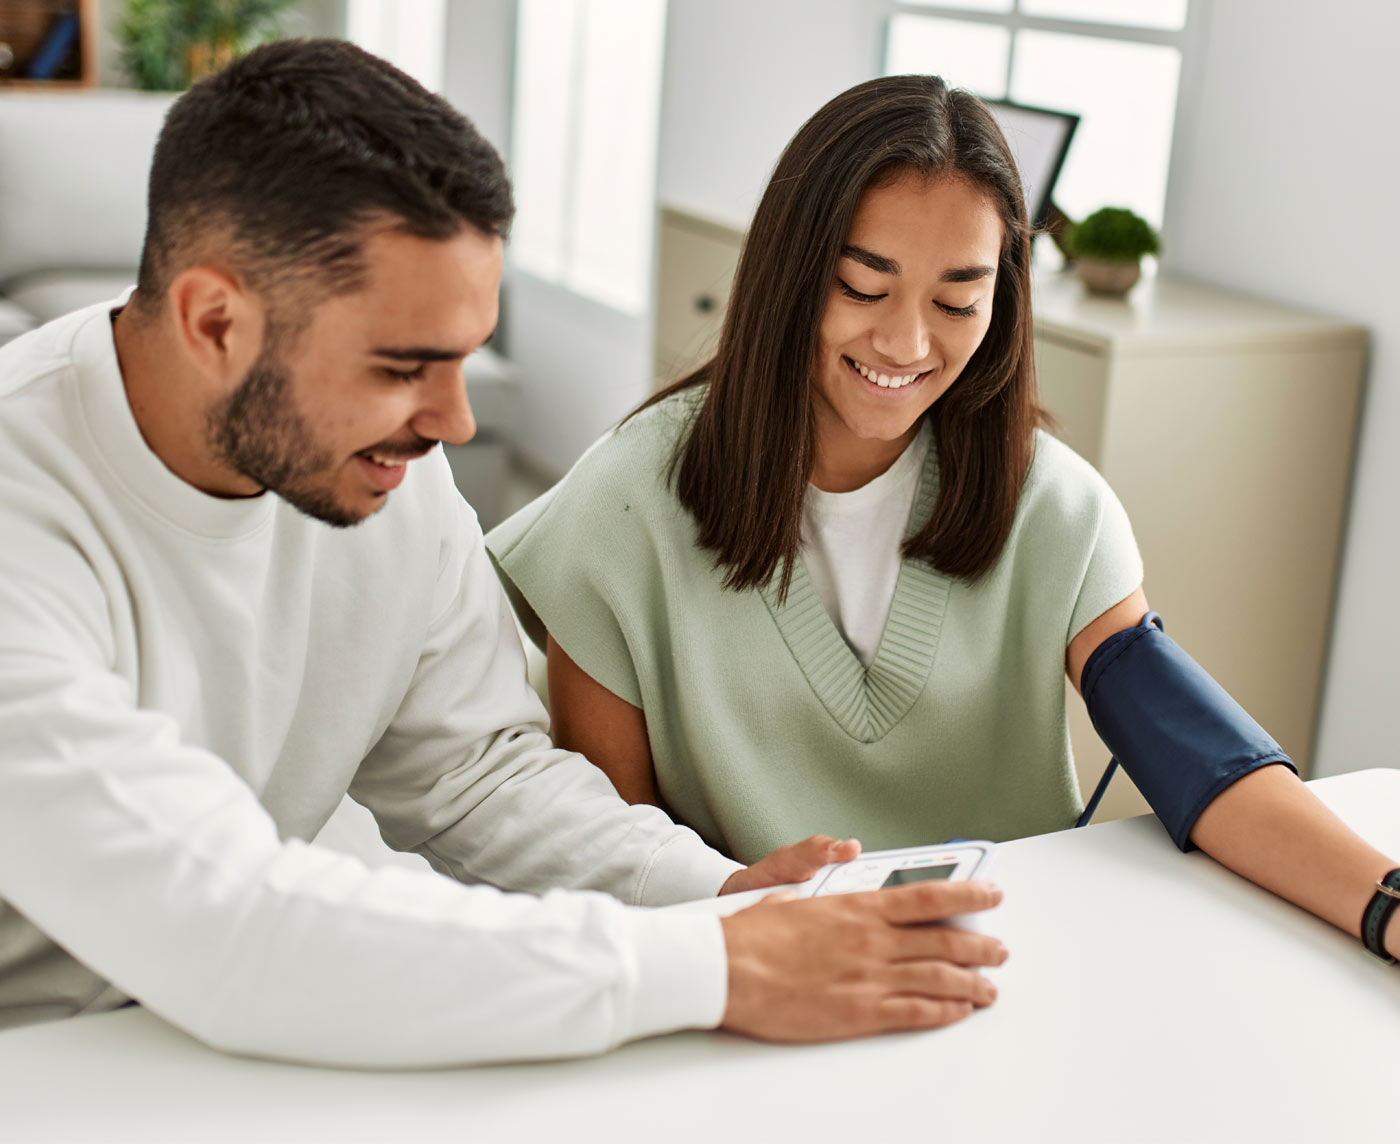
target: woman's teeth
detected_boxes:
[850,358,921,389]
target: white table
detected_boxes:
[4,770,1397,1144]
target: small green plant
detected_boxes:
[118,0,296,91]
[1066,207,1161,264]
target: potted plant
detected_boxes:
[1066,206,1161,297]
[118,0,295,91]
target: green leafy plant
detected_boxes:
[118,0,297,91]
[1066,207,1161,264]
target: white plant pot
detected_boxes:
[1074,256,1142,297]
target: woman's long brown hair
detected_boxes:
[639,75,1040,601]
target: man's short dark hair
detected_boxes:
[135,38,514,314]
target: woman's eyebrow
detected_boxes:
[841,244,900,275]
[841,245,995,283]
[942,265,997,283]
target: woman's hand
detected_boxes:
[719,835,862,895]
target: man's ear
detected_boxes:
[167,266,265,385]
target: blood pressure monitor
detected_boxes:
[808,841,995,897]
[667,840,997,921]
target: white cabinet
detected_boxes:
[1034,273,1365,819]
[653,206,744,385]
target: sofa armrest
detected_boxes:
[0,91,175,287]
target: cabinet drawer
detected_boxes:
[654,210,743,385]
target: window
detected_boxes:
[885,2,1189,229]
[509,0,668,315]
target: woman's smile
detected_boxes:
[842,354,933,393]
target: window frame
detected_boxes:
[883,0,1205,235]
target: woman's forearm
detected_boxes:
[1188,763,1400,960]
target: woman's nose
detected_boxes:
[869,301,931,366]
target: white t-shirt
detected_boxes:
[0,300,741,1066]
[801,422,931,668]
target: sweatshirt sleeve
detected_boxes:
[0,494,736,1069]
[350,491,740,907]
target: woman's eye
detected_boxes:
[837,279,884,304]
[381,365,426,382]
[937,302,978,319]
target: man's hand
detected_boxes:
[719,880,1006,1042]
[719,835,862,896]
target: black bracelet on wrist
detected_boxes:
[1361,868,1400,964]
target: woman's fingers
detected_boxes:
[723,835,864,893]
[780,835,859,878]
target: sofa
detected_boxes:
[0,90,175,343]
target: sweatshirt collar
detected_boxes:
[72,298,276,541]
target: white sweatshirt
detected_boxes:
[0,302,741,1067]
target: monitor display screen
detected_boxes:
[881,863,958,889]
[984,100,1079,227]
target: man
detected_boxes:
[0,39,1004,1068]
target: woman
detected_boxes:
[488,76,1399,963]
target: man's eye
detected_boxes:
[381,365,426,382]
[837,280,884,303]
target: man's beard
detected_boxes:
[205,344,362,528]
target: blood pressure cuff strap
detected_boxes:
[1081,613,1296,852]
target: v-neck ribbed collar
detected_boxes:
[761,439,950,743]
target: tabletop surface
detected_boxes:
[3,769,1397,1144]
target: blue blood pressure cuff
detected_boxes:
[1079,612,1296,851]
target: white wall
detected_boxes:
[500,272,654,474]
[442,0,513,154]
[657,0,884,229]
[1161,0,1400,776]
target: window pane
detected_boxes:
[885,14,1010,99]
[899,0,1012,11]
[509,0,580,283]
[1019,0,1188,32]
[566,0,667,313]
[1010,30,1180,227]
[510,0,664,314]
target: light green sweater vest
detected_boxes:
[487,392,1142,864]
